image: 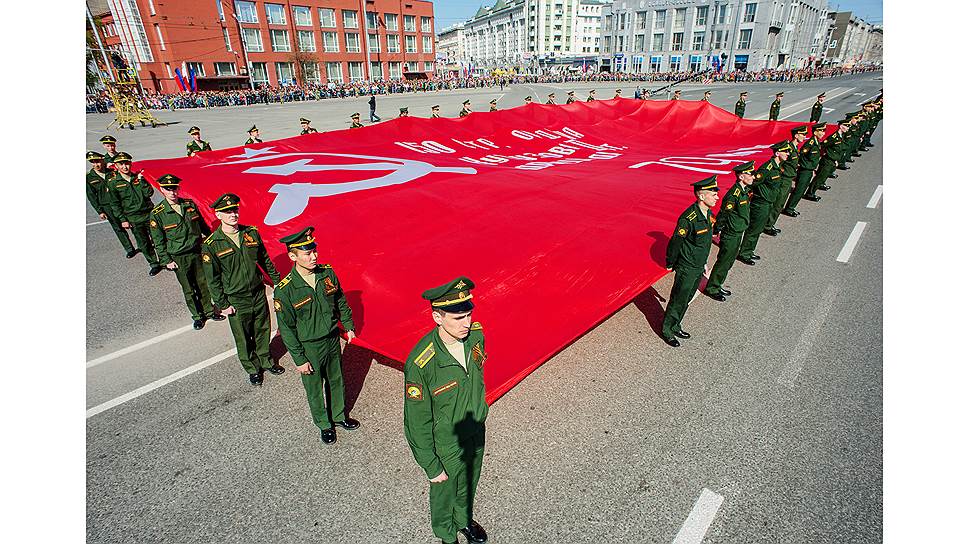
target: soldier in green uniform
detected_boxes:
[672,89,681,100]
[810,93,825,123]
[523,95,533,104]
[701,90,711,102]
[488,98,498,111]
[459,100,471,117]
[148,174,225,329]
[763,126,807,236]
[100,135,121,168]
[614,89,623,99]
[349,113,364,128]
[837,113,859,169]
[86,151,136,258]
[783,123,825,216]
[661,177,719,347]
[704,163,754,301]
[734,91,748,118]
[300,117,319,134]
[802,122,849,202]
[736,142,790,265]
[201,193,283,386]
[587,90,596,101]
[186,126,212,157]
[849,109,868,157]
[546,93,556,105]
[566,91,576,104]
[399,107,410,118]
[404,277,489,544]
[103,153,164,276]
[274,227,359,444]
[769,92,783,121]
[245,125,262,144]
[431,105,441,118]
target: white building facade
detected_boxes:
[576,0,609,54]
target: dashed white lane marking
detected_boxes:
[778,87,856,120]
[672,488,725,544]
[777,284,839,389]
[87,220,108,227]
[87,324,195,368]
[86,328,278,418]
[836,221,868,263]
[866,185,883,209]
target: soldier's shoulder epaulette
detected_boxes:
[321,263,332,269]
[151,203,165,215]
[470,322,483,331]
[203,232,216,245]
[732,187,741,197]
[686,210,698,221]
[276,273,292,289]
[412,342,435,369]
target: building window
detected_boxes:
[265,3,286,25]
[669,55,681,71]
[154,24,165,50]
[404,15,416,32]
[322,31,339,52]
[654,10,666,30]
[345,32,360,53]
[235,1,258,24]
[389,61,401,78]
[421,16,432,32]
[186,61,205,76]
[650,55,661,72]
[319,8,336,27]
[270,29,290,52]
[387,34,399,52]
[385,13,398,31]
[366,11,379,29]
[422,35,432,53]
[164,62,173,78]
[689,55,702,71]
[406,61,418,72]
[222,27,232,51]
[634,35,645,51]
[242,28,263,52]
[673,8,686,30]
[738,28,752,49]
[744,3,757,23]
[276,62,294,84]
[367,33,381,52]
[343,10,358,29]
[715,4,728,25]
[692,31,704,50]
[423,61,434,72]
[348,61,363,81]
[297,30,315,52]
[214,62,237,75]
[250,62,268,85]
[326,61,343,82]
[215,0,225,21]
[695,6,708,26]
[293,6,312,27]
[370,61,383,79]
[148,0,156,15]
[405,35,416,53]
[671,32,684,51]
[302,61,320,83]
[652,33,664,50]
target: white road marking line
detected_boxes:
[778,87,856,120]
[836,221,868,263]
[87,328,279,418]
[87,324,195,368]
[777,284,839,389]
[87,220,108,227]
[866,185,883,209]
[672,488,725,544]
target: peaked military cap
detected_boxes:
[791,125,808,136]
[489,98,497,104]
[99,135,117,144]
[281,227,316,251]
[673,89,681,94]
[422,276,475,313]
[704,90,711,95]
[567,91,575,95]
[548,92,555,97]
[770,141,793,153]
[732,161,756,175]
[817,92,826,98]
[300,117,311,123]
[86,151,104,162]
[616,89,622,93]
[248,125,258,133]
[400,107,409,113]
[112,152,133,163]
[775,92,784,97]
[211,193,241,212]
[188,126,201,135]
[692,175,718,192]
[813,122,827,131]
[463,99,471,105]
[739,91,748,96]
[157,174,181,188]
[524,96,532,101]
[431,104,440,109]
[350,112,360,118]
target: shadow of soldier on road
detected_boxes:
[645,230,670,267]
[631,287,667,338]
[341,342,403,414]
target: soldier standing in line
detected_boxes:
[661,177,719,347]
[186,126,212,157]
[802,122,849,202]
[350,113,364,128]
[460,100,472,117]
[300,118,319,134]
[100,135,121,168]
[274,227,359,444]
[614,88,623,99]
[546,93,557,105]
[763,126,808,237]
[810,93,825,123]
[701,90,711,101]
[734,91,747,118]
[523,96,533,104]
[488,99,498,112]
[566,91,576,104]
[587,90,596,101]
[201,193,284,386]
[400,107,410,118]
[783,123,825,217]
[148,174,225,330]
[769,92,783,120]
[86,151,136,258]
[245,125,262,144]
[704,163,754,301]
[431,105,441,118]
[103,153,163,276]
[404,277,490,544]
[736,142,790,265]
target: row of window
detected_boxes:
[613,53,745,74]
[169,60,435,83]
[607,4,756,32]
[238,28,433,54]
[234,1,432,33]
[604,28,753,53]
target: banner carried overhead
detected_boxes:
[136,99,821,403]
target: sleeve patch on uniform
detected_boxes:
[293,296,313,309]
[726,203,734,210]
[322,276,337,295]
[432,380,458,396]
[677,228,687,236]
[149,220,157,228]
[406,383,423,401]
[273,299,283,312]
[413,343,435,369]
[202,254,210,262]
[472,343,487,366]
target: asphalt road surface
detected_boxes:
[86,72,883,543]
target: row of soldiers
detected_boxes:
[661,96,883,346]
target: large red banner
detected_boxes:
[136,99,816,403]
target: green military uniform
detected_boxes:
[737,144,788,262]
[566,92,576,104]
[148,174,220,325]
[784,123,825,214]
[701,92,711,102]
[839,113,860,168]
[186,126,212,156]
[431,105,441,118]
[400,107,410,117]
[587,91,596,102]
[810,93,825,123]
[661,177,718,343]
[100,135,121,169]
[86,151,135,255]
[489,99,498,111]
[349,114,363,129]
[245,125,262,145]
[705,163,753,299]
[862,100,882,147]
[460,100,471,117]
[734,93,747,118]
[804,123,848,200]
[103,153,162,271]
[201,194,281,381]
[300,117,319,134]
[274,227,357,440]
[765,128,806,231]
[769,93,783,120]
[404,277,488,544]
[850,111,868,157]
